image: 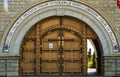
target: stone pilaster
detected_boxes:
[0,57,19,76]
[0,60,6,76]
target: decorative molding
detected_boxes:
[4,1,119,52]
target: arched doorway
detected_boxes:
[19,16,103,76]
[87,39,103,76]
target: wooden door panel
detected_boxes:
[63,62,81,72]
[42,42,58,50]
[42,52,59,60]
[40,17,59,31]
[63,52,82,60]
[41,62,59,72]
[24,41,35,50]
[23,52,34,59]
[22,63,35,73]
[25,27,37,38]
[42,31,59,50]
[63,17,83,31]
[23,59,35,63]
[86,27,95,35]
[64,41,80,50]
[64,31,77,39]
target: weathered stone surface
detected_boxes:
[104,72,115,76]
[0,59,19,76]
[7,68,15,72]
[0,0,119,41]
[0,68,6,72]
[118,28,120,36]
[7,60,18,63]
[104,57,120,76]
[14,67,18,71]
[0,72,6,76]
[0,60,5,63]
[7,72,18,76]
[7,63,18,68]
[116,59,120,74]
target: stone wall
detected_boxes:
[0,0,120,42]
[0,0,120,76]
[104,56,120,76]
[0,57,19,76]
[0,0,38,40]
[86,0,120,44]
[87,0,120,26]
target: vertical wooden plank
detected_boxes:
[36,23,41,75]
[82,23,87,75]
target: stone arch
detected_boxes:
[0,0,119,56]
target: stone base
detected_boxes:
[104,56,120,76]
[0,57,19,76]
[0,56,120,76]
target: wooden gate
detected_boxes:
[19,16,98,76]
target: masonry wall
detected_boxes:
[0,0,120,76]
[0,57,19,76]
[104,56,120,76]
[0,0,120,42]
[87,0,120,44]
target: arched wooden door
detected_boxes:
[19,16,99,76]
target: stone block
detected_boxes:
[9,2,16,5]
[105,62,115,68]
[6,67,18,72]
[105,68,115,72]
[7,60,13,63]
[116,71,120,75]
[7,63,18,68]
[11,63,18,67]
[116,61,120,68]
[0,26,5,31]
[0,68,6,72]
[7,63,12,67]
[20,2,25,5]
[7,60,18,63]
[118,28,120,33]
[0,72,6,76]
[7,68,14,72]
[7,72,18,76]
[107,60,115,63]
[14,67,18,71]
[104,72,115,76]
[0,64,6,68]
[116,68,120,72]
[0,60,5,63]
[14,60,19,63]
